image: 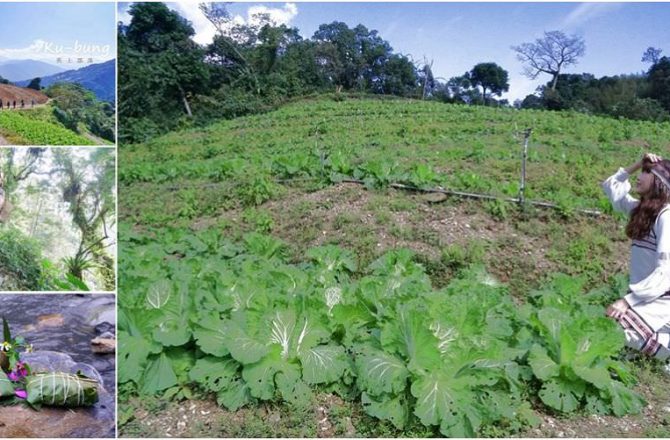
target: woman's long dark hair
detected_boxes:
[626,158,670,240]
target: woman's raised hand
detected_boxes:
[644,152,663,163]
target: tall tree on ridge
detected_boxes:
[512,30,586,91]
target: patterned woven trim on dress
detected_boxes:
[616,308,664,357]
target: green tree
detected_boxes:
[647,56,670,112]
[119,2,209,142]
[27,77,41,91]
[469,62,509,104]
[642,47,663,65]
[512,30,586,91]
[53,148,115,289]
[0,148,46,224]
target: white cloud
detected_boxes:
[0,40,50,60]
[247,3,297,27]
[170,1,218,46]
[560,3,623,30]
[168,2,298,46]
[0,39,112,65]
[503,73,543,103]
[117,3,133,26]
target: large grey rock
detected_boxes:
[69,296,116,328]
[22,351,103,387]
[0,404,115,438]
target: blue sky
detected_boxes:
[118,2,670,101]
[0,2,116,66]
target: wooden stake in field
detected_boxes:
[519,128,532,207]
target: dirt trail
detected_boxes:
[82,131,108,145]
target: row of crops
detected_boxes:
[118,226,644,437]
[0,110,94,145]
[120,98,670,223]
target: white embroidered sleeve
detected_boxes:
[601,168,638,215]
[625,209,670,306]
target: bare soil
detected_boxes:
[0,84,48,106]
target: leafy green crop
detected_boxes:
[118,226,644,436]
[0,111,94,145]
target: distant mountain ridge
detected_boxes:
[0,59,65,82]
[15,59,115,102]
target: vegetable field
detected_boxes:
[0,108,95,146]
[119,96,670,437]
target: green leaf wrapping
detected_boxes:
[25,373,98,407]
[0,370,15,397]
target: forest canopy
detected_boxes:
[0,147,116,291]
[118,3,670,143]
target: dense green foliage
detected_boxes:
[519,55,670,121]
[118,226,643,437]
[119,4,669,144]
[118,3,424,143]
[46,82,115,143]
[0,110,94,145]
[120,97,670,226]
[0,148,115,292]
[119,89,670,435]
[0,227,49,291]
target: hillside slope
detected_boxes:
[119,96,670,438]
[0,105,95,145]
[0,84,48,105]
[15,60,115,102]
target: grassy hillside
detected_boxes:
[0,104,98,145]
[119,96,670,437]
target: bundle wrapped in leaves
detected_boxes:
[0,371,14,398]
[25,372,98,407]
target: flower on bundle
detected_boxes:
[26,344,33,353]
[0,341,11,352]
[15,361,27,377]
[8,361,28,381]
[14,389,26,399]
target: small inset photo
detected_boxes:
[0,147,116,292]
[0,2,116,146]
[0,294,115,438]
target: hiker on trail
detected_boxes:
[603,152,670,371]
[0,99,2,110]
[20,99,24,108]
[12,100,15,109]
[31,99,34,108]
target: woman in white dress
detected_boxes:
[602,153,670,367]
